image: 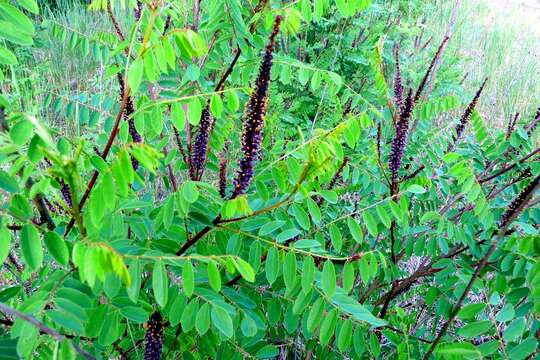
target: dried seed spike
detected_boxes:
[413,36,449,104]
[449,78,488,150]
[231,16,282,198]
[143,312,164,360]
[498,173,540,230]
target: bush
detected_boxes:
[0,0,539,359]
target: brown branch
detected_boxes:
[214,47,242,92]
[107,1,126,42]
[65,87,131,236]
[479,146,540,184]
[0,301,95,360]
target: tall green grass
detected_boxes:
[425,0,540,129]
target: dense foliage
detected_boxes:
[0,0,539,359]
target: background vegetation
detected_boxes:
[0,0,539,359]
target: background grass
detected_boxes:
[425,0,540,129]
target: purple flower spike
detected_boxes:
[231,16,282,199]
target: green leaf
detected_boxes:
[457,320,492,338]
[152,260,168,307]
[127,58,144,93]
[211,305,233,338]
[437,342,481,359]
[283,252,297,289]
[58,340,75,360]
[307,297,324,333]
[44,231,69,266]
[376,205,391,228]
[169,294,186,326]
[9,119,34,146]
[20,224,42,270]
[503,317,526,342]
[322,260,336,298]
[329,224,343,252]
[210,94,223,118]
[363,211,378,237]
[256,345,279,359]
[119,306,149,323]
[182,261,195,297]
[347,217,363,243]
[195,303,211,335]
[0,46,17,65]
[226,91,239,111]
[306,198,322,225]
[319,308,338,346]
[258,220,286,236]
[240,313,257,337]
[0,226,11,264]
[17,0,39,14]
[302,256,315,292]
[337,319,353,352]
[265,247,279,285]
[182,180,199,203]
[458,303,486,320]
[291,203,310,230]
[0,170,19,193]
[342,262,355,294]
[0,3,34,35]
[10,194,32,219]
[207,261,221,292]
[407,184,426,194]
[332,294,386,327]
[508,338,537,360]
[234,257,255,282]
[181,298,199,332]
[188,98,202,126]
[275,228,302,243]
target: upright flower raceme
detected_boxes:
[498,173,540,230]
[413,36,449,104]
[506,112,519,140]
[219,153,228,198]
[231,15,282,198]
[190,105,213,180]
[389,89,413,190]
[449,78,488,151]
[393,45,403,110]
[388,38,449,192]
[134,1,142,21]
[44,158,72,208]
[143,312,163,360]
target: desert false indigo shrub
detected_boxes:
[1,2,540,360]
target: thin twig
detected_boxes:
[0,302,95,360]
